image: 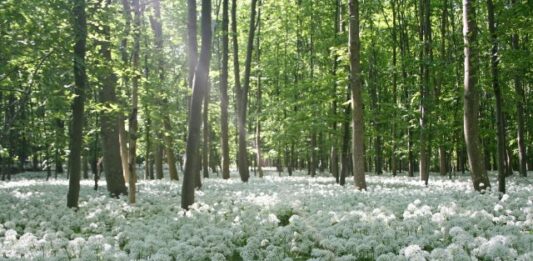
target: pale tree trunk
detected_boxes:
[349,0,367,190]
[155,142,163,179]
[127,0,141,204]
[330,0,341,182]
[391,0,398,176]
[119,0,131,184]
[220,0,230,179]
[463,0,490,191]
[67,0,87,208]
[255,4,263,178]
[182,0,212,209]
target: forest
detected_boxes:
[0,0,532,260]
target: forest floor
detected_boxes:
[0,169,532,260]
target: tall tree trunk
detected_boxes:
[437,0,448,177]
[182,0,212,209]
[145,111,152,179]
[510,4,527,177]
[220,0,230,179]
[418,0,432,185]
[255,5,263,178]
[231,0,244,181]
[330,0,341,182]
[155,142,163,179]
[127,0,141,204]
[463,0,490,191]
[349,0,367,190]
[149,0,179,181]
[487,0,505,193]
[234,0,257,182]
[67,0,87,208]
[187,0,198,91]
[98,0,128,198]
[390,0,399,176]
[368,46,382,175]
[119,0,132,184]
[202,81,210,178]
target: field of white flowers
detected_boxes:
[1,170,532,260]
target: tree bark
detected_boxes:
[67,0,87,208]
[119,0,132,184]
[418,0,432,185]
[349,0,366,190]
[182,0,212,209]
[97,0,128,198]
[486,0,504,192]
[463,0,490,191]
[149,0,179,181]
[126,0,141,204]
[220,0,230,179]
[510,4,527,177]
[202,81,210,178]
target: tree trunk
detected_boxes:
[149,0,179,181]
[510,10,527,177]
[119,0,132,185]
[463,0,490,191]
[182,0,212,209]
[219,0,231,180]
[487,0,505,193]
[349,0,366,190]
[155,142,163,179]
[99,5,128,197]
[67,0,87,208]
[126,0,141,204]
[202,81,210,178]
[235,0,257,183]
[187,0,198,91]
[145,112,152,179]
[255,5,263,178]
[340,89,350,186]
[418,0,432,186]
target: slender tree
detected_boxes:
[487,0,505,193]
[182,0,212,209]
[67,0,87,208]
[119,0,132,184]
[349,0,366,190]
[219,0,230,179]
[149,0,179,181]
[99,0,128,197]
[463,0,490,191]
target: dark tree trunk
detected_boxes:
[463,0,490,191]
[182,0,212,209]
[202,81,210,179]
[418,0,432,186]
[98,0,127,198]
[340,88,350,186]
[220,0,230,179]
[510,9,527,177]
[487,0,505,193]
[67,0,87,208]
[149,0,179,181]
[187,0,198,91]
[349,0,367,190]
